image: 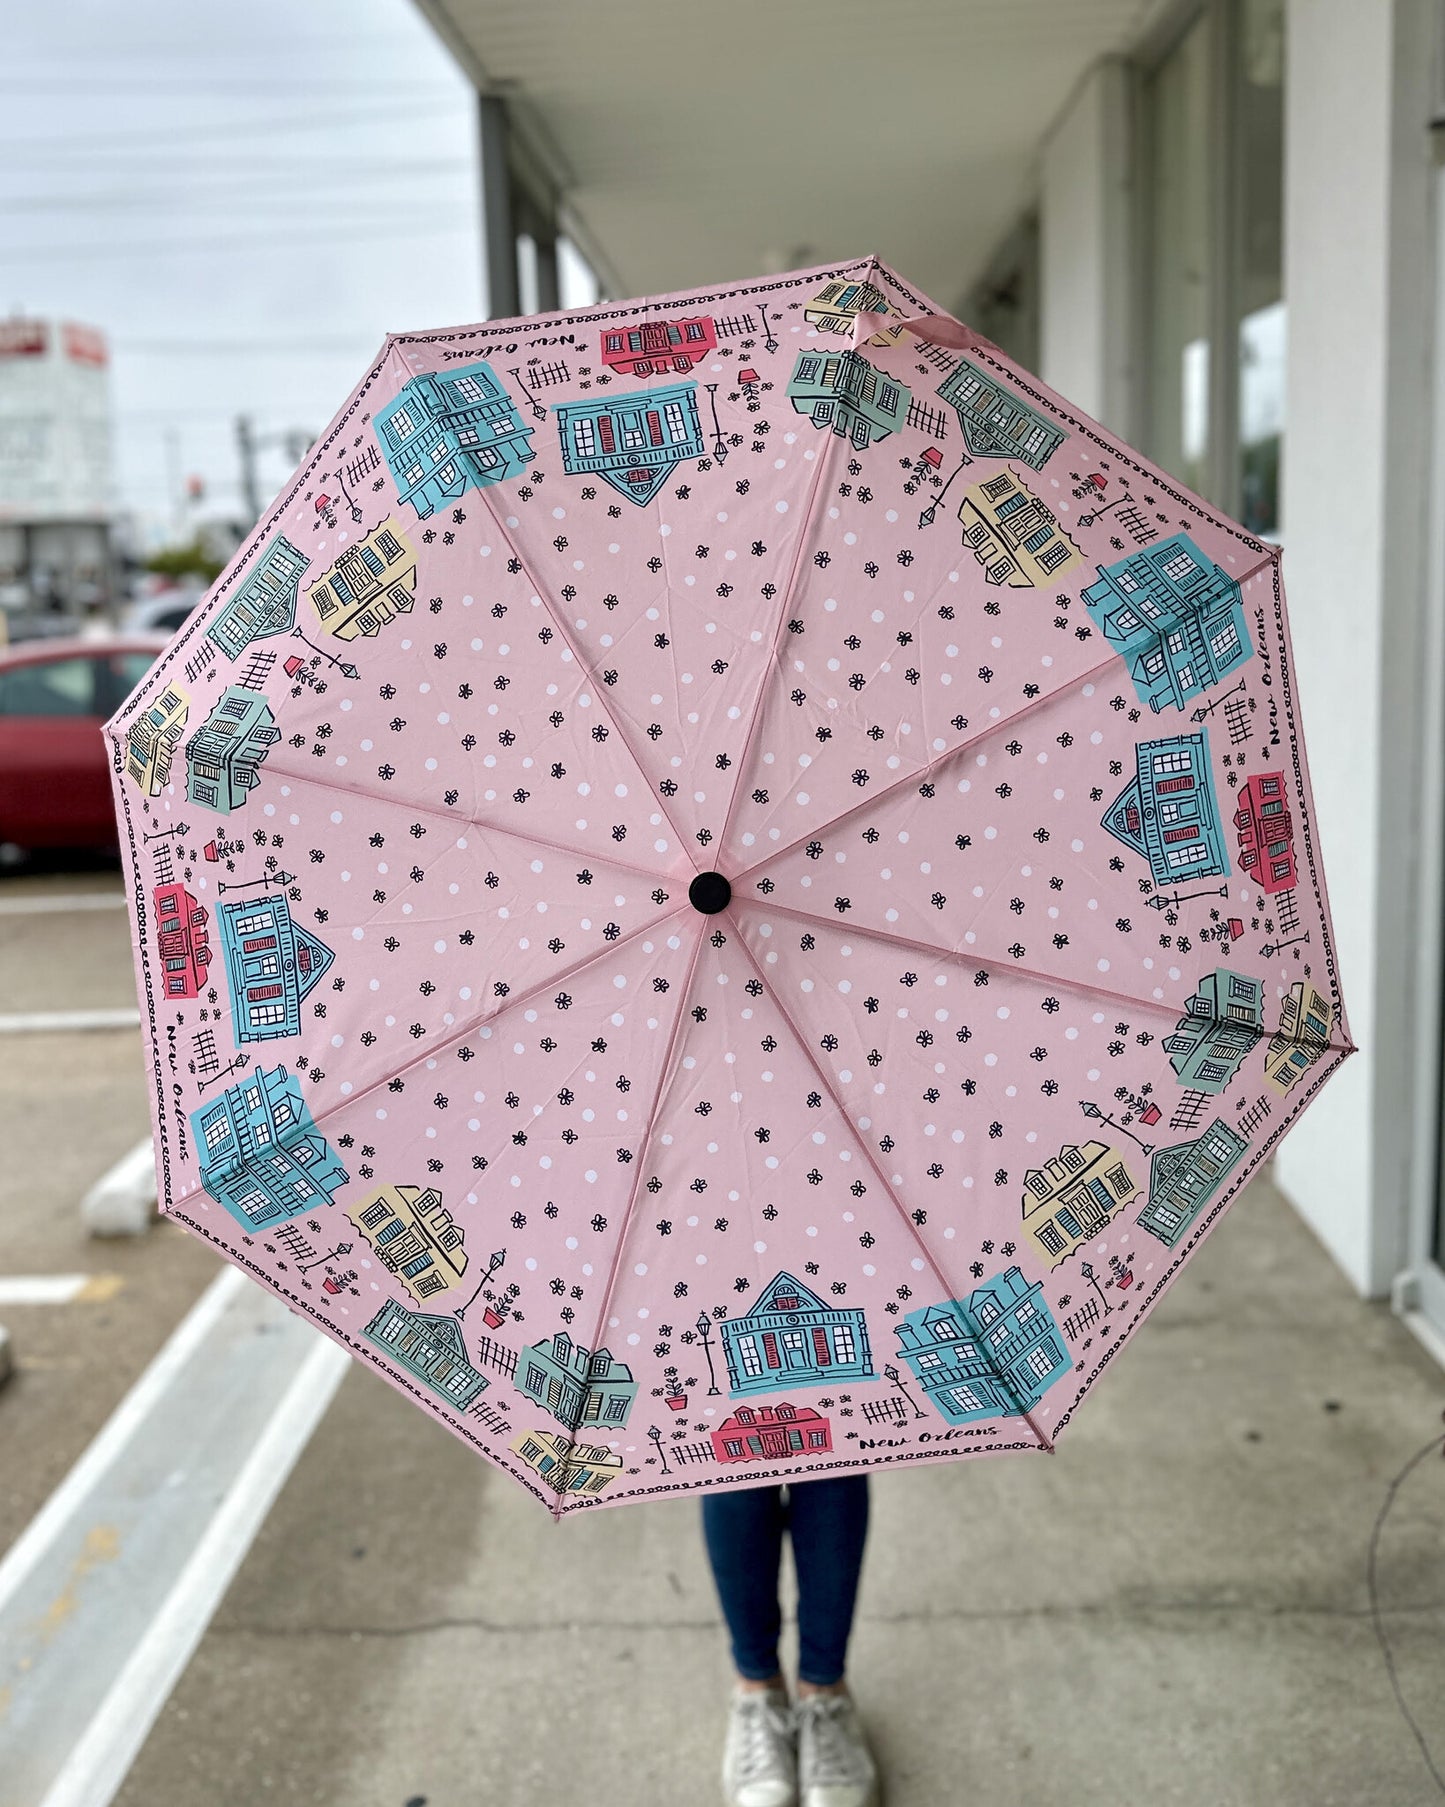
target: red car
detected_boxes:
[0,636,168,854]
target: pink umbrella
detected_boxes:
[106,256,1353,1515]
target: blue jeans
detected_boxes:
[700,1476,870,1687]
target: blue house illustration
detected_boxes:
[207,535,308,662]
[1137,1118,1250,1248]
[363,1300,489,1410]
[192,1065,348,1231]
[1083,535,1251,713]
[518,1330,637,1431]
[374,360,533,518]
[786,349,909,449]
[936,357,1064,470]
[894,1267,1070,1426]
[721,1271,872,1398]
[184,686,281,815]
[1162,967,1265,1092]
[1101,731,1230,886]
[554,382,703,504]
[217,892,335,1042]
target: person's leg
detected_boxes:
[701,1482,789,1685]
[785,1474,871,1689]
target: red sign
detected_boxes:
[0,319,48,359]
[62,322,108,367]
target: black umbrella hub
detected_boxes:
[688,871,732,914]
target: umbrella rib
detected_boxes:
[563,919,708,1512]
[727,920,1055,1455]
[466,484,697,867]
[714,425,845,862]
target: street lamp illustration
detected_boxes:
[289,626,359,680]
[882,1362,926,1421]
[1078,1097,1154,1156]
[647,1423,671,1475]
[455,1247,507,1322]
[1190,677,1248,724]
[297,1240,353,1275]
[198,1050,251,1092]
[1261,930,1311,959]
[1145,883,1230,912]
[757,302,779,355]
[695,1309,721,1396]
[1079,1260,1112,1315]
[217,869,294,896]
[705,384,729,463]
[143,821,190,844]
[917,451,973,529]
[508,365,548,423]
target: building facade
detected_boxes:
[511,1429,623,1497]
[1162,968,1265,1092]
[894,1267,1070,1426]
[958,469,1082,586]
[599,315,716,376]
[721,1271,872,1397]
[373,361,533,518]
[346,1184,468,1303]
[1021,1140,1136,1265]
[936,357,1064,469]
[554,383,703,504]
[1082,535,1251,713]
[1264,981,1337,1096]
[217,891,335,1041]
[206,534,308,662]
[1101,731,1230,885]
[1234,770,1297,894]
[306,519,417,641]
[786,349,909,449]
[124,681,188,796]
[183,686,280,815]
[152,882,211,999]
[191,1064,348,1231]
[1137,1118,1250,1248]
[518,1331,637,1430]
[803,278,903,344]
[363,1300,489,1409]
[711,1402,832,1464]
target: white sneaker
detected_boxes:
[722,1684,798,1807]
[796,1693,879,1807]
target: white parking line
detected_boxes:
[0,1275,90,1305]
[0,893,127,916]
[0,1009,140,1034]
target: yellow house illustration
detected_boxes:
[124,681,190,797]
[958,470,1083,587]
[1263,981,1337,1095]
[307,518,417,642]
[804,279,905,347]
[512,1429,623,1497]
[345,1183,467,1303]
[1022,1140,1137,1265]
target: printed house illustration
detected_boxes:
[711,1402,832,1464]
[1101,731,1230,885]
[786,349,909,449]
[721,1271,872,1398]
[511,1429,623,1497]
[346,1184,468,1303]
[1234,771,1296,893]
[599,315,716,377]
[184,686,281,815]
[894,1268,1070,1426]
[1137,1118,1250,1247]
[152,881,211,999]
[306,519,417,641]
[373,360,533,518]
[518,1330,638,1430]
[206,534,308,661]
[1082,534,1250,713]
[124,681,188,796]
[363,1300,489,1409]
[1264,981,1337,1095]
[936,358,1064,469]
[803,279,904,345]
[1021,1141,1137,1266]
[1162,968,1266,1092]
[554,383,703,504]
[192,1065,348,1231]
[958,470,1082,586]
[217,892,334,1041]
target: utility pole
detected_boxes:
[235,414,261,525]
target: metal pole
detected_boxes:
[234,415,261,526]
[478,95,519,320]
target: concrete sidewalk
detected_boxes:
[115,1170,1445,1807]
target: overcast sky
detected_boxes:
[5,0,489,543]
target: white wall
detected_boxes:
[1274,0,1435,1294]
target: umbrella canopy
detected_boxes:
[107,256,1353,1515]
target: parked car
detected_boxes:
[123,586,207,637]
[0,636,168,856]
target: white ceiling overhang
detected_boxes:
[413,0,1178,307]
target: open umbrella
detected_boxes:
[106,255,1353,1515]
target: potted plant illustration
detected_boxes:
[485,1280,520,1329]
[654,1365,694,1412]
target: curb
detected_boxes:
[82,1139,159,1239]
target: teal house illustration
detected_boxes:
[721,1271,872,1397]
[1137,1118,1250,1247]
[374,360,533,518]
[554,383,703,504]
[207,534,308,661]
[217,892,335,1042]
[363,1301,489,1409]
[894,1267,1069,1426]
[786,349,909,449]
[936,357,1064,469]
[1102,731,1230,885]
[184,686,280,815]
[1083,535,1251,713]
[1162,968,1265,1092]
[518,1331,637,1431]
[192,1065,348,1231]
